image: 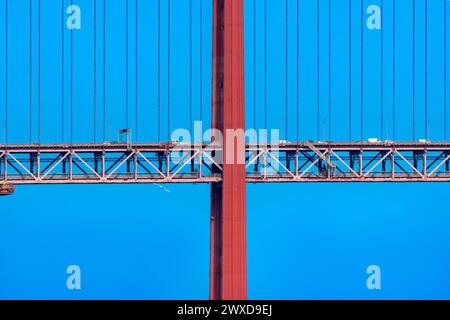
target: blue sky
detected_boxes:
[0,0,450,299]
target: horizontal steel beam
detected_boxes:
[1,142,450,184]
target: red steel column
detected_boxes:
[210,0,247,300]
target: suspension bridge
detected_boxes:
[1,0,449,300]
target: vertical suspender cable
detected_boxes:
[103,0,106,142]
[328,0,331,141]
[425,0,428,139]
[253,0,256,130]
[168,0,171,141]
[393,0,396,140]
[126,0,129,129]
[413,0,415,141]
[94,0,97,142]
[297,0,300,142]
[380,0,384,139]
[62,0,65,142]
[199,0,203,125]
[189,0,192,134]
[285,0,288,139]
[70,0,74,143]
[445,0,447,140]
[157,0,161,142]
[30,0,33,143]
[349,0,352,141]
[135,0,138,141]
[4,0,8,144]
[38,0,41,143]
[360,0,364,142]
[264,0,267,129]
[317,0,320,140]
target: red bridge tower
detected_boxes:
[210,0,247,300]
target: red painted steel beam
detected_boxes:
[210,0,247,300]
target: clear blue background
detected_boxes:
[0,0,449,299]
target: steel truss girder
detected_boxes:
[1,142,450,184]
[0,143,221,184]
[246,142,450,182]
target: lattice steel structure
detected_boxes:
[2,142,450,185]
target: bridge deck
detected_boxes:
[1,142,449,184]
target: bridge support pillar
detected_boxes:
[210,0,247,300]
